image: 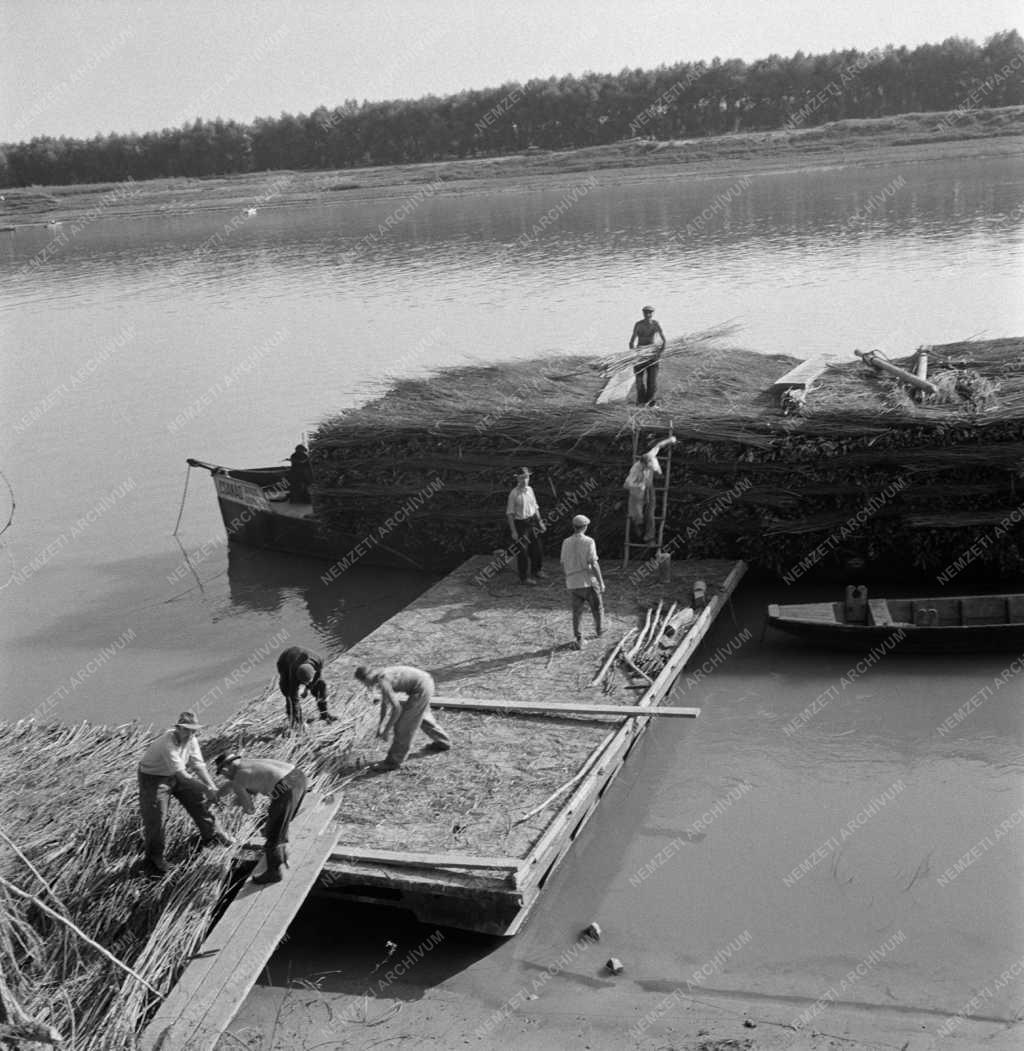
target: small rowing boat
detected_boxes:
[766,586,1024,652]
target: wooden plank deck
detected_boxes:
[139,793,342,1051]
[313,555,746,934]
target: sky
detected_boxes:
[1,0,1020,143]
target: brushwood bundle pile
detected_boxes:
[310,336,1024,580]
[0,706,360,1049]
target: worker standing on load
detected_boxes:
[560,514,605,650]
[354,664,451,772]
[505,467,546,586]
[276,646,337,728]
[214,753,307,885]
[137,710,232,877]
[629,305,666,406]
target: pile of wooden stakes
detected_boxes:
[590,586,705,691]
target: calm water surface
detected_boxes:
[1,153,1022,1040]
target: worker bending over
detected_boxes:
[215,753,307,885]
[354,664,451,772]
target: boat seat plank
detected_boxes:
[868,599,895,626]
[1009,596,1024,623]
[140,793,341,1051]
[432,696,701,718]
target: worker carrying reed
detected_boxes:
[629,305,667,406]
[277,645,337,728]
[137,709,232,877]
[354,664,452,772]
[214,752,308,885]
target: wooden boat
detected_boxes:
[186,459,425,570]
[767,586,1024,652]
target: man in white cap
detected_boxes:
[137,710,231,876]
[629,305,667,406]
[560,514,605,650]
[505,466,546,585]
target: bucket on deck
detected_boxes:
[656,551,671,583]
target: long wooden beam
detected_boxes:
[329,846,520,871]
[432,696,700,718]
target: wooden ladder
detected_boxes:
[622,423,674,569]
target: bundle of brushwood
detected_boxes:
[592,603,697,690]
[310,337,1024,580]
[0,703,364,1050]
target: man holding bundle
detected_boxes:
[214,753,307,885]
[629,305,667,406]
[276,645,337,728]
[505,467,546,585]
[354,664,451,772]
[137,710,232,877]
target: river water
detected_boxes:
[2,152,1023,1041]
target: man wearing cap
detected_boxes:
[505,467,546,585]
[214,752,307,885]
[560,515,605,650]
[629,306,667,406]
[276,645,336,728]
[137,711,231,876]
[354,664,451,772]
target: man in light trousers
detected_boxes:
[354,664,451,772]
[560,514,605,650]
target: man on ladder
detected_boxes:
[622,432,676,566]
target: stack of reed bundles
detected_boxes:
[311,337,1024,579]
[0,700,365,1050]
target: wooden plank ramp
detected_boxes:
[140,793,342,1051]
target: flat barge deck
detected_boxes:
[305,555,746,935]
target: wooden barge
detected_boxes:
[298,555,745,935]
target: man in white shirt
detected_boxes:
[215,753,307,885]
[505,467,546,585]
[137,710,230,876]
[560,514,606,650]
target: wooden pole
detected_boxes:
[0,874,162,996]
[855,349,937,394]
[432,697,700,717]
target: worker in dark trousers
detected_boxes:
[629,305,667,406]
[215,753,307,885]
[505,467,546,585]
[276,646,336,727]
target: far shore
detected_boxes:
[2,106,1023,227]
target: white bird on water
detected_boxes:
[246,207,257,216]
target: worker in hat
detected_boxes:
[136,710,232,876]
[560,514,605,650]
[214,752,307,885]
[505,467,546,585]
[354,664,451,772]
[276,646,336,728]
[628,306,667,406]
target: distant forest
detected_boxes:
[3,30,1022,187]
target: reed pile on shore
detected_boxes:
[311,337,1024,579]
[0,705,362,1050]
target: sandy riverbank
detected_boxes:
[2,106,1023,227]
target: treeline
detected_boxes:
[2,30,1022,187]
